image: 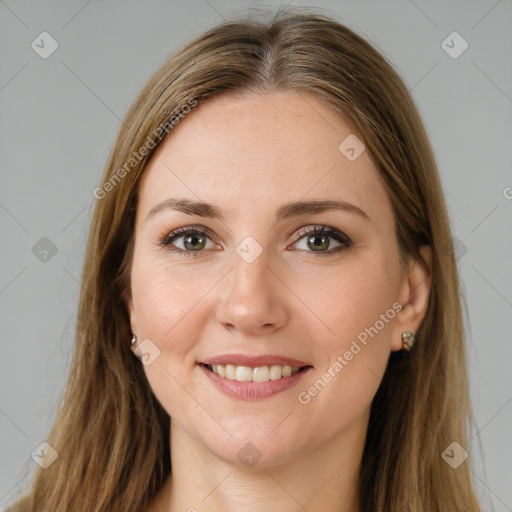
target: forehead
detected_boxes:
[137,90,391,227]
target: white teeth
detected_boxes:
[235,366,253,382]
[282,365,292,377]
[252,366,270,382]
[207,363,302,382]
[269,365,282,380]
[225,364,236,380]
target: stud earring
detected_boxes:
[401,331,416,351]
[130,334,137,347]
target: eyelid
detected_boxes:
[289,225,351,244]
[158,225,220,246]
[158,224,352,256]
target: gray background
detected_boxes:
[1,0,511,510]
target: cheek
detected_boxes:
[131,252,210,340]
[297,253,398,404]
[293,250,398,346]
[293,287,396,442]
[130,255,208,420]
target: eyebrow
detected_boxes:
[145,197,370,223]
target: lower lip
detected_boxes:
[199,363,313,400]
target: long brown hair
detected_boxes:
[7,8,481,511]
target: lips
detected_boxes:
[200,354,312,368]
[199,361,313,400]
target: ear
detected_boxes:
[390,245,433,352]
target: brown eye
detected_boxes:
[160,227,219,257]
[291,226,352,255]
[181,232,207,251]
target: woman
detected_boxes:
[7,8,482,512]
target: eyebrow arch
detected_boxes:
[145,198,370,223]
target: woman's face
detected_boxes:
[126,90,417,467]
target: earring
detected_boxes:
[401,331,416,351]
[130,334,137,347]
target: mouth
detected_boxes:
[198,353,314,399]
[200,362,312,383]
[199,361,313,400]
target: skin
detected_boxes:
[125,90,432,512]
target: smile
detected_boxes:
[204,363,305,382]
[199,362,313,400]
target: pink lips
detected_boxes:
[198,354,313,400]
[200,353,311,368]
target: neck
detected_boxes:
[152,411,368,512]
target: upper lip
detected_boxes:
[200,354,312,368]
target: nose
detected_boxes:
[215,247,289,336]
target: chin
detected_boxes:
[193,420,305,470]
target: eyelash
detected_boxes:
[157,225,352,259]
